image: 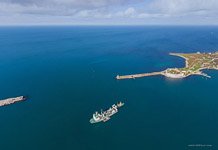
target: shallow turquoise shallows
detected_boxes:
[0,26,218,150]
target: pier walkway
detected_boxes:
[116,72,163,80]
[0,96,26,107]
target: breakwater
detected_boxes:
[116,72,163,80]
[0,96,26,107]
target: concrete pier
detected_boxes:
[0,96,26,107]
[116,72,163,80]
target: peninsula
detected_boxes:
[116,52,218,80]
[0,96,27,107]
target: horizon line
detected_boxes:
[1,24,218,27]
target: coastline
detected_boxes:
[116,52,218,80]
[169,53,189,68]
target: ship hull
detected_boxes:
[90,118,101,124]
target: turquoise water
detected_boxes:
[0,26,218,150]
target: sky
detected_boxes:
[0,0,218,25]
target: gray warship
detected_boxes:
[90,102,124,124]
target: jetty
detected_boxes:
[116,52,218,80]
[116,72,162,80]
[0,96,27,107]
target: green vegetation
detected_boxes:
[167,52,218,77]
[117,52,218,80]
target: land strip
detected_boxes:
[116,52,218,80]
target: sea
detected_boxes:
[0,26,218,150]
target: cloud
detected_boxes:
[74,9,112,18]
[149,0,218,16]
[0,0,144,18]
[0,0,218,25]
[115,7,136,18]
[0,0,142,12]
[124,7,136,17]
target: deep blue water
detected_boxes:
[0,26,218,150]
